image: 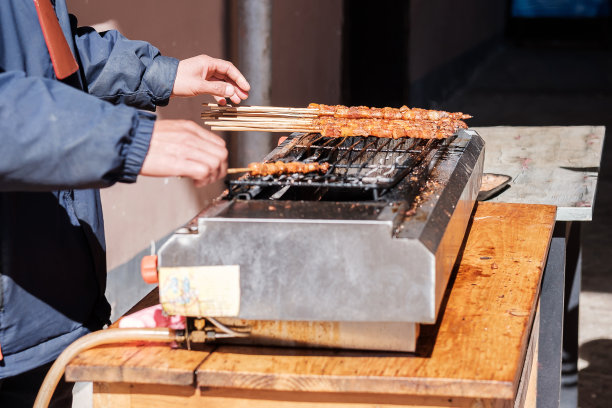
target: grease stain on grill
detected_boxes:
[217,200,385,221]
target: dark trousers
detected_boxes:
[0,361,73,408]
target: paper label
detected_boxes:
[159,265,240,317]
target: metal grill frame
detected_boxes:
[158,130,486,325]
[229,133,453,198]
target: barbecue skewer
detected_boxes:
[227,168,252,174]
[207,118,466,139]
[202,103,471,120]
[202,103,470,139]
[228,161,330,176]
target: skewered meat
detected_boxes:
[202,103,471,140]
[247,161,330,176]
[308,103,471,121]
[314,117,467,139]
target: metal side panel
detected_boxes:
[395,130,485,321]
[158,216,436,322]
[431,146,484,320]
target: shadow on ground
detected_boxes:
[578,339,612,408]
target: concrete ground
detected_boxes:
[444,42,612,408]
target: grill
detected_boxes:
[156,129,485,352]
[229,134,447,200]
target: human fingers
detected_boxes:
[178,120,226,147]
[162,142,225,184]
[212,74,249,99]
[214,96,228,106]
[201,79,247,105]
[179,122,228,181]
[207,57,251,94]
[172,55,250,100]
[182,141,227,182]
[183,136,228,182]
[177,159,213,183]
[141,120,228,185]
[211,75,249,103]
[171,124,227,182]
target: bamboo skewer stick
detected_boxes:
[211,127,316,133]
[204,103,316,113]
[202,113,315,119]
[205,117,314,124]
[227,168,251,174]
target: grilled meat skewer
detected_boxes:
[308,103,471,121]
[203,103,471,139]
[315,117,467,139]
[228,161,330,176]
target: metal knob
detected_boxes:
[141,255,158,284]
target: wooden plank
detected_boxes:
[93,383,513,408]
[196,202,556,400]
[92,383,200,408]
[67,343,213,386]
[473,126,604,221]
[523,326,539,408]
[93,383,131,408]
[514,303,539,408]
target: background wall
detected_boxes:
[408,0,507,107]
[409,0,507,83]
[270,0,343,106]
[342,0,508,108]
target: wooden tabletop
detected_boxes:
[473,126,604,221]
[66,202,556,405]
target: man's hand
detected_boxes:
[171,55,250,105]
[140,120,228,187]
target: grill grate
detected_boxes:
[229,133,448,199]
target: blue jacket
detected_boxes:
[0,0,178,377]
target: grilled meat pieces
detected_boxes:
[247,161,330,176]
[315,117,468,139]
[308,103,471,121]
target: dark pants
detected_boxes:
[0,361,73,408]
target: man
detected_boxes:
[0,0,250,405]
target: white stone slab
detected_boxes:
[472,126,605,221]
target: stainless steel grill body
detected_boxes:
[158,129,485,325]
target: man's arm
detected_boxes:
[71,17,251,110]
[0,70,154,191]
[0,70,229,192]
[71,19,178,111]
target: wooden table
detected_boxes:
[66,202,557,408]
[473,126,605,407]
[472,126,604,221]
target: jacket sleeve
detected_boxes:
[0,70,154,192]
[71,17,179,111]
